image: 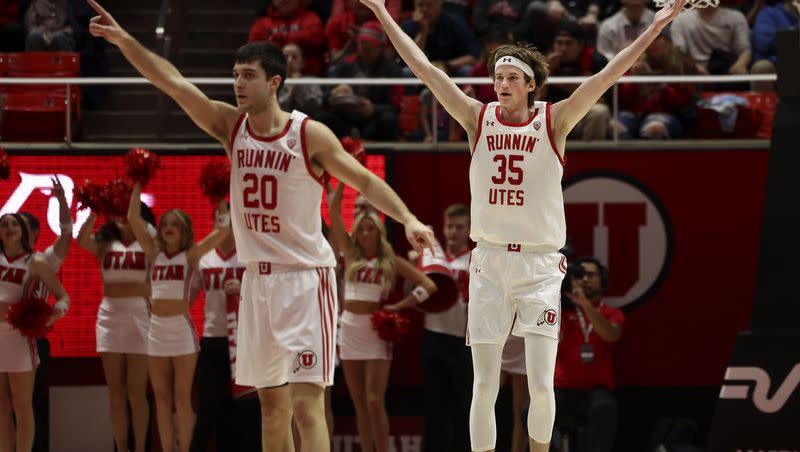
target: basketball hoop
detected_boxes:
[653,0,718,10]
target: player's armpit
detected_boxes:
[169,81,241,150]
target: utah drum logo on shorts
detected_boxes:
[537,309,558,327]
[293,350,317,373]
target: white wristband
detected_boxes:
[411,286,430,303]
[215,212,231,228]
[60,220,73,236]
[54,298,70,315]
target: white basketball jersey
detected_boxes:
[198,248,245,337]
[229,111,336,267]
[424,249,471,337]
[469,101,566,251]
[0,252,32,303]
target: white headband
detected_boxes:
[495,55,534,79]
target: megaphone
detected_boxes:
[416,236,459,313]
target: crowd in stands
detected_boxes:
[1,0,797,140]
[245,0,796,141]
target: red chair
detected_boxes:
[743,91,777,139]
[691,91,765,139]
[1,91,79,141]
[0,53,8,76]
[398,95,420,138]
[7,52,80,76]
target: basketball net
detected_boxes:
[653,0,719,10]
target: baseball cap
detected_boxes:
[357,21,386,46]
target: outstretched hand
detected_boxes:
[359,0,386,12]
[653,0,686,30]
[87,0,127,46]
[404,219,435,255]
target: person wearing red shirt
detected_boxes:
[556,257,624,452]
[247,0,327,75]
[326,0,375,66]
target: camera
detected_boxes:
[560,263,586,310]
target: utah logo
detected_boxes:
[533,121,541,131]
[293,350,317,372]
[537,309,558,326]
[287,138,296,149]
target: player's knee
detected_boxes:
[527,381,553,402]
[291,399,324,430]
[472,380,500,406]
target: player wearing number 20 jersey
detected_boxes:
[229,110,336,268]
[229,110,338,388]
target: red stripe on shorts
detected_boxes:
[316,269,330,382]
[324,268,336,381]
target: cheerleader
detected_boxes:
[127,182,231,452]
[190,202,244,452]
[328,184,436,452]
[0,213,69,452]
[77,200,157,452]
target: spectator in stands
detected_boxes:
[669,6,751,76]
[247,0,326,75]
[464,30,514,104]
[322,21,402,140]
[554,257,624,452]
[596,0,654,60]
[750,0,799,91]
[326,0,375,70]
[617,32,697,139]
[401,0,480,77]
[330,0,403,22]
[544,20,611,140]
[513,0,606,54]
[0,0,25,51]
[25,0,76,51]
[471,0,526,39]
[280,43,323,117]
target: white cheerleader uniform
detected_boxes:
[0,252,38,372]
[338,257,392,361]
[147,250,199,357]
[96,240,151,355]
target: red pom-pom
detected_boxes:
[124,148,160,187]
[74,179,105,212]
[6,297,54,338]
[340,137,366,165]
[101,178,132,219]
[199,159,231,204]
[0,148,10,180]
[370,310,411,342]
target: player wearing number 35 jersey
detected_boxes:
[86,2,436,450]
[360,0,686,449]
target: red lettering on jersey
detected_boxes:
[0,265,25,284]
[243,213,281,233]
[488,188,525,206]
[486,134,538,153]
[121,251,146,270]
[152,265,185,281]
[202,268,224,289]
[237,149,296,172]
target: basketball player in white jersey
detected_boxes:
[87,2,434,451]
[359,0,686,449]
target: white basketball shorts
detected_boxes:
[236,263,337,388]
[467,245,566,344]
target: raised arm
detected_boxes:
[187,201,232,268]
[51,176,72,260]
[383,257,437,311]
[550,0,685,143]
[77,212,100,257]
[127,183,158,260]
[327,182,354,257]
[360,0,482,134]
[87,0,240,150]
[307,120,434,253]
